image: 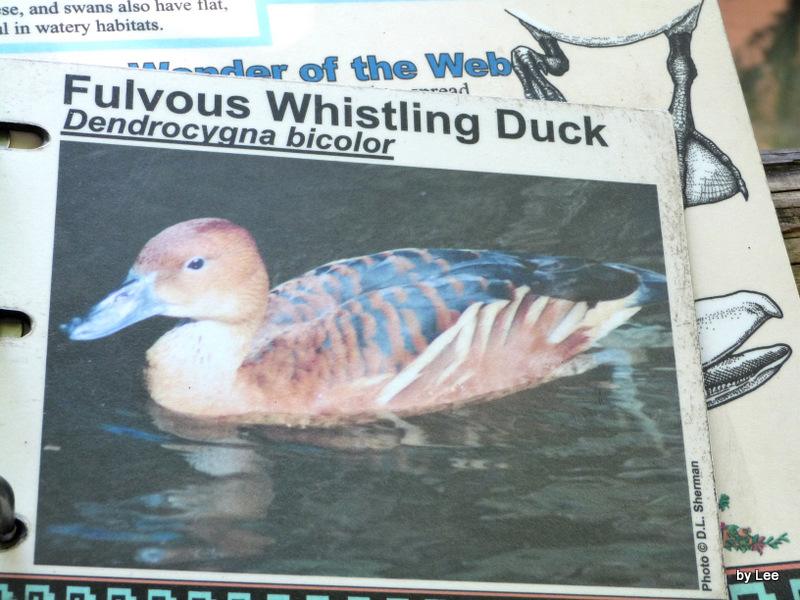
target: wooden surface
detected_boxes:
[763,149,800,291]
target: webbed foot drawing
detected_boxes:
[507,2,748,207]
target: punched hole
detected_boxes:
[0,475,26,551]
[0,310,32,337]
[0,123,48,149]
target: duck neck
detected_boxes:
[144,318,261,417]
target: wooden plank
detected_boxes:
[761,149,800,165]
[762,149,800,193]
[764,149,800,292]
[784,235,800,265]
[793,264,800,293]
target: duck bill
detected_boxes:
[61,271,166,340]
[704,344,792,409]
[695,291,783,365]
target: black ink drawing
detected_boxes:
[506,1,748,208]
[696,290,791,408]
[505,3,790,406]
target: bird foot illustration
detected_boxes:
[507,2,748,207]
[696,291,791,408]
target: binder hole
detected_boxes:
[0,310,32,337]
[0,475,26,551]
[0,518,27,550]
[0,123,48,149]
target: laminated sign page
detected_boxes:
[0,6,798,585]
[0,59,723,599]
[1,0,799,586]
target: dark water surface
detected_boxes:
[37,142,696,589]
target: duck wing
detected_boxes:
[246,250,663,383]
[266,248,659,321]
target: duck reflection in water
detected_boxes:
[49,427,277,568]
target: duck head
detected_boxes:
[61,218,271,340]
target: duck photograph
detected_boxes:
[37,141,698,589]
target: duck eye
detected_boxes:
[186,257,205,271]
